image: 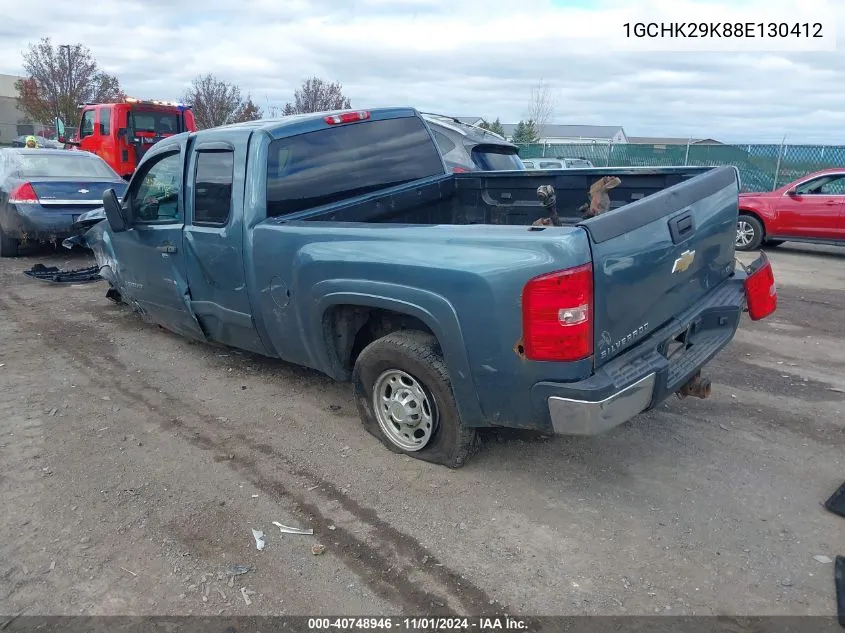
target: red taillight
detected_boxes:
[743,252,777,320]
[452,166,469,173]
[9,182,38,204]
[324,111,371,125]
[521,263,594,362]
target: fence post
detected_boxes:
[684,138,691,166]
[772,135,786,191]
[606,141,612,166]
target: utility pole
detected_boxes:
[58,44,71,140]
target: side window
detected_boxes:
[130,152,183,224]
[522,161,535,168]
[819,176,845,195]
[79,110,95,138]
[98,108,111,136]
[431,129,457,156]
[795,176,845,195]
[266,116,444,217]
[193,151,234,227]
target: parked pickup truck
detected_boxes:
[71,107,777,468]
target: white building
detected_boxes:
[455,117,628,144]
[0,73,37,145]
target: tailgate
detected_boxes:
[582,166,740,368]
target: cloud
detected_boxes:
[0,0,842,143]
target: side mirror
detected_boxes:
[786,188,797,196]
[103,188,128,233]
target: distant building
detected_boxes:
[627,136,724,146]
[0,73,37,145]
[454,118,627,144]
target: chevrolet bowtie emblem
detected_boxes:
[78,188,89,194]
[672,249,696,273]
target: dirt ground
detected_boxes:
[0,242,843,618]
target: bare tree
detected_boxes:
[15,38,124,134]
[283,77,351,115]
[183,74,262,129]
[264,96,283,118]
[526,79,555,141]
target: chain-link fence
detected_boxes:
[514,142,845,192]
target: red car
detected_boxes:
[736,168,845,251]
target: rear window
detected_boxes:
[130,110,180,134]
[266,116,444,217]
[12,153,118,179]
[471,148,524,171]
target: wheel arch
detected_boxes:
[307,281,484,427]
[738,208,767,237]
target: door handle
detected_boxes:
[825,200,838,205]
[156,244,177,253]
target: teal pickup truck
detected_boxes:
[71,107,777,468]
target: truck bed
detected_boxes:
[280,167,715,227]
[267,164,740,377]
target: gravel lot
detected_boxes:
[0,242,843,618]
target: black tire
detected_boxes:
[352,330,479,468]
[0,226,19,257]
[736,214,763,251]
[764,239,784,247]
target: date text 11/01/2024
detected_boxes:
[307,617,529,630]
[623,22,823,38]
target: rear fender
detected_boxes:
[308,280,484,427]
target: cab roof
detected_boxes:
[194,107,420,140]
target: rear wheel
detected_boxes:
[736,214,763,251]
[352,330,479,468]
[0,226,19,257]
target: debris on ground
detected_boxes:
[814,555,834,564]
[272,521,313,535]
[225,564,252,588]
[23,264,101,284]
[240,587,255,606]
[251,529,265,551]
[311,544,326,555]
[824,480,845,519]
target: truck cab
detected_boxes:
[73,99,197,181]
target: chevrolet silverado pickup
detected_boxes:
[71,107,777,468]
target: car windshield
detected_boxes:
[471,148,524,171]
[11,153,118,179]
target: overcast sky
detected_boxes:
[0,0,842,143]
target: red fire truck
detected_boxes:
[67,98,197,179]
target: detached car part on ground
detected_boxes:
[736,168,845,251]
[0,148,128,257]
[72,107,777,468]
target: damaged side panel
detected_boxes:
[82,218,208,342]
